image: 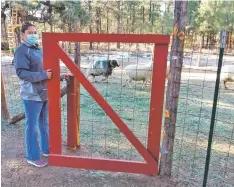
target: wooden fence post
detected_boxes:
[1,74,10,120]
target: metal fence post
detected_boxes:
[203,30,227,187]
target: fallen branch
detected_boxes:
[8,113,25,125]
[8,86,67,125]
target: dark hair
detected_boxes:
[21,22,36,33]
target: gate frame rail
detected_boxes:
[43,33,170,175]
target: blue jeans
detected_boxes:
[23,100,49,161]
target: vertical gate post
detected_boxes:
[67,75,80,149]
[147,44,169,173]
[203,30,227,187]
[74,38,81,148]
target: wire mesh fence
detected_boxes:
[59,42,154,162]
[170,34,234,186]
[1,58,23,119]
[1,34,234,186]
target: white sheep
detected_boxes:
[123,62,153,89]
[221,65,234,89]
[123,60,169,89]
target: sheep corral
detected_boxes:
[1,47,234,186]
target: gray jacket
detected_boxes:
[14,42,48,101]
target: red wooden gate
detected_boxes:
[43,33,170,175]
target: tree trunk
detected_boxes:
[14,27,21,47]
[106,8,109,33]
[201,33,205,47]
[208,32,212,49]
[206,35,209,48]
[226,31,232,49]
[44,22,46,32]
[62,24,68,52]
[131,5,135,33]
[1,18,9,50]
[126,16,129,34]
[99,7,102,33]
[96,10,99,33]
[151,3,155,26]
[106,8,110,54]
[142,6,145,23]
[1,18,8,40]
[159,0,188,177]
[88,1,93,50]
[68,23,72,54]
[211,31,216,49]
[50,23,53,32]
[149,0,152,22]
[117,1,121,49]
[95,7,101,33]
[196,37,202,67]
[230,31,232,49]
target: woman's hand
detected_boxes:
[47,69,53,80]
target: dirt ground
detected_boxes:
[1,119,179,187]
[1,50,233,187]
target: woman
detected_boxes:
[14,22,68,167]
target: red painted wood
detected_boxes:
[147,45,169,169]
[42,41,62,154]
[49,155,156,175]
[42,32,170,44]
[67,76,78,149]
[54,44,157,166]
[42,32,170,175]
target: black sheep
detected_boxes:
[86,60,119,82]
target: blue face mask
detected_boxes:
[26,34,39,45]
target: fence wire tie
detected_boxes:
[168,55,178,61]
[160,131,169,155]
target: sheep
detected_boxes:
[123,62,153,89]
[123,61,169,89]
[86,59,119,82]
[221,65,234,89]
